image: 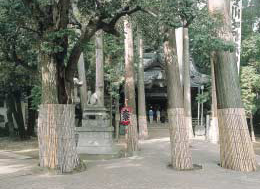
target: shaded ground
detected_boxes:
[1,128,260,189]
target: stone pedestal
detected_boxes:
[194,125,206,136]
[76,107,117,154]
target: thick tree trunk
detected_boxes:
[95,30,105,106]
[163,28,193,170]
[209,52,219,144]
[124,16,139,153]
[38,104,80,173]
[209,0,256,172]
[137,30,148,140]
[183,27,194,139]
[41,54,59,104]
[38,54,81,173]
[77,53,88,109]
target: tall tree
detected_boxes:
[124,16,139,153]
[178,0,200,139]
[208,0,256,172]
[209,52,219,143]
[164,28,193,170]
[16,0,145,172]
[137,29,148,140]
[183,27,194,138]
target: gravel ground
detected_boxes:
[1,130,260,189]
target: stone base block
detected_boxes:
[194,125,206,136]
[76,126,117,154]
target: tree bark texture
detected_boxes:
[230,0,242,73]
[137,31,148,140]
[124,16,139,153]
[95,30,105,106]
[209,0,256,172]
[38,104,80,173]
[164,28,193,170]
[77,53,88,109]
[209,52,219,144]
[183,27,194,139]
[41,53,59,104]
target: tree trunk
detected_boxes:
[110,93,113,127]
[27,88,36,136]
[38,104,80,173]
[175,28,184,86]
[6,92,26,139]
[6,94,15,137]
[209,52,219,143]
[250,113,256,142]
[95,30,105,106]
[14,92,26,139]
[209,0,256,172]
[230,0,242,73]
[137,30,148,140]
[38,54,81,173]
[183,27,194,139]
[124,16,139,153]
[41,53,59,104]
[115,97,120,141]
[163,28,193,170]
[77,53,88,109]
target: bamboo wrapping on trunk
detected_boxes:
[218,108,256,172]
[138,115,148,140]
[127,114,139,153]
[38,104,80,173]
[168,108,193,170]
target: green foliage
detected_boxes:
[103,33,125,99]
[196,90,210,104]
[240,0,260,117]
[0,0,38,97]
[30,85,42,110]
[240,66,260,115]
[189,7,235,73]
[241,34,260,67]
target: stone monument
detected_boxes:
[76,30,117,155]
[76,96,116,154]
